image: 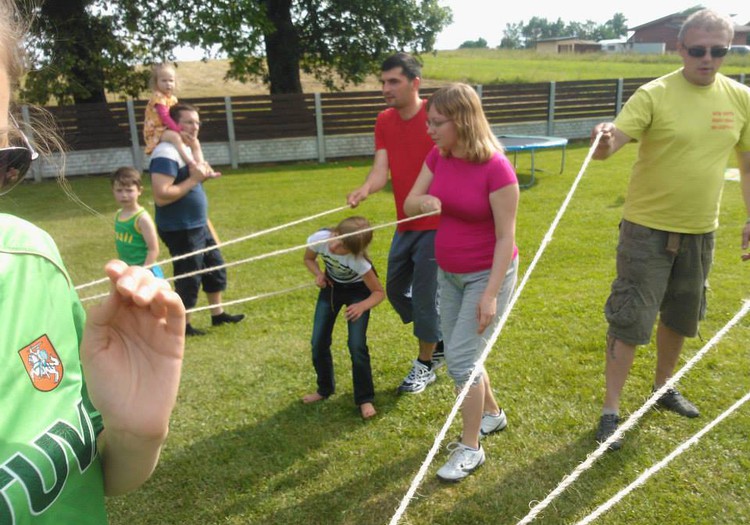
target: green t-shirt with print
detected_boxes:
[0,213,107,524]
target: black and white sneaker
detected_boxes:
[397,360,436,394]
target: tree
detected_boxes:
[499,22,524,49]
[603,13,628,39]
[459,38,488,49]
[131,0,453,94]
[23,0,154,104]
[23,0,452,103]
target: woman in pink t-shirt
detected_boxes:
[404,83,519,482]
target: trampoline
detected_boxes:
[498,135,569,188]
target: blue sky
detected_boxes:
[434,1,750,49]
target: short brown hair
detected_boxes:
[169,103,199,124]
[111,166,143,188]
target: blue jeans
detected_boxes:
[386,229,441,343]
[310,281,374,405]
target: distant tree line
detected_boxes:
[499,13,628,49]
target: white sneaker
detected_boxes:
[480,409,507,437]
[436,442,485,482]
[397,360,436,394]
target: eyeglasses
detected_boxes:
[426,119,452,129]
[686,46,729,58]
[0,115,39,196]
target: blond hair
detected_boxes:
[332,216,373,258]
[427,83,502,163]
[149,62,177,92]
[678,9,734,43]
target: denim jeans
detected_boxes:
[310,281,374,405]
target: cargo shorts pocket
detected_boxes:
[604,279,638,327]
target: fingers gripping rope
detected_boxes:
[516,299,750,525]
[388,134,604,525]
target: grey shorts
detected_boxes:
[605,220,714,345]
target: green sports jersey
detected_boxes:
[0,213,107,524]
[114,207,148,266]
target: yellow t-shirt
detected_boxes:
[615,69,750,233]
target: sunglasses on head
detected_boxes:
[0,115,39,196]
[686,45,729,58]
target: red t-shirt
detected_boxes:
[374,101,440,232]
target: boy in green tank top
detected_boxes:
[111,167,164,278]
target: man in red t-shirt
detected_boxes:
[347,53,442,394]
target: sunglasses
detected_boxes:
[0,115,39,196]
[686,46,729,58]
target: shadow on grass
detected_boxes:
[107,394,369,524]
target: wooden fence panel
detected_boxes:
[48,102,132,150]
[482,83,551,124]
[230,93,317,140]
[555,79,619,119]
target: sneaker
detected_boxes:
[185,323,206,337]
[397,360,436,394]
[595,413,623,451]
[436,442,485,482]
[480,409,507,437]
[655,387,700,418]
[211,312,246,326]
[431,340,445,370]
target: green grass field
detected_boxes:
[2,143,748,525]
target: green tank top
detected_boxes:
[115,207,149,265]
[0,213,107,524]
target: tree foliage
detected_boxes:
[500,13,629,49]
[21,0,451,103]
[459,38,488,49]
[140,0,453,94]
[23,0,157,104]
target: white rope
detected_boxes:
[74,204,350,292]
[575,389,750,525]
[388,134,603,525]
[79,211,437,303]
[185,283,315,314]
[516,299,750,525]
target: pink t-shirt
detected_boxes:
[426,147,518,273]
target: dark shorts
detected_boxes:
[605,220,714,345]
[158,225,227,309]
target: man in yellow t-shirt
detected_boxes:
[590,9,750,450]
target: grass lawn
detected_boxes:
[2,142,748,524]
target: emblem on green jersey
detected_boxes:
[18,335,64,392]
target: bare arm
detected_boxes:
[403,162,440,216]
[345,268,385,321]
[477,183,520,333]
[136,212,160,267]
[304,248,330,288]
[739,151,750,261]
[591,122,633,160]
[150,167,207,207]
[347,149,389,207]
